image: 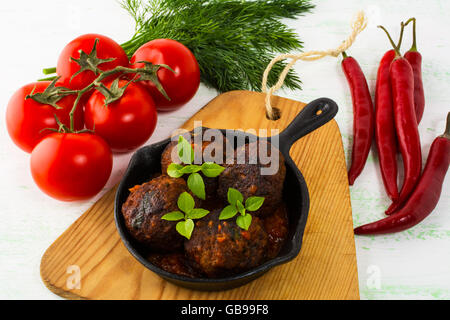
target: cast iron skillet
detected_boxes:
[114,97,338,291]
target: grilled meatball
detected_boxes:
[161,127,229,200]
[218,141,286,216]
[185,210,268,278]
[121,175,189,252]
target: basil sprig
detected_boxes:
[167,135,225,200]
[219,188,265,230]
[161,192,210,239]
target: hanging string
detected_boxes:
[262,10,368,120]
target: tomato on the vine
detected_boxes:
[57,34,129,90]
[130,39,200,111]
[5,81,84,153]
[84,79,158,153]
[30,132,113,201]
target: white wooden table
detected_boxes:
[0,0,449,299]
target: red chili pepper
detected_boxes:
[404,18,425,124]
[375,49,399,201]
[354,113,450,235]
[375,24,406,202]
[379,25,422,215]
[342,51,375,185]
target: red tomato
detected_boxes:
[5,81,84,153]
[30,132,113,201]
[130,39,200,111]
[84,79,158,153]
[57,34,129,90]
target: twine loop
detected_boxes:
[262,10,368,120]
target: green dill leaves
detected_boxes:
[166,135,225,200]
[219,188,265,230]
[161,191,209,239]
[120,0,314,93]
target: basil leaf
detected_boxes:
[201,162,225,178]
[161,211,184,221]
[185,218,195,239]
[180,164,202,174]
[176,219,194,239]
[219,205,238,220]
[178,135,194,164]
[177,192,195,214]
[227,188,243,206]
[236,214,252,230]
[236,200,246,215]
[167,163,184,178]
[187,173,206,200]
[245,196,265,212]
[187,208,210,220]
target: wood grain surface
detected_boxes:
[40,91,359,300]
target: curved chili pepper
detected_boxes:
[375,24,407,202]
[375,50,399,201]
[342,51,375,185]
[379,25,422,215]
[354,113,450,235]
[404,18,425,124]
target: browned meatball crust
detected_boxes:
[121,175,188,252]
[218,141,286,216]
[184,210,268,278]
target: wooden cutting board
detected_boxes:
[40,90,359,300]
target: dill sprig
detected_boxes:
[120,0,314,93]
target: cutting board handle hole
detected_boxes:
[266,107,281,121]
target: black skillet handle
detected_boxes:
[277,97,338,153]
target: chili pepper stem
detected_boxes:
[442,112,450,139]
[378,23,406,57]
[396,22,405,51]
[405,17,418,52]
[342,51,348,59]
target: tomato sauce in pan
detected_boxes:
[263,205,289,259]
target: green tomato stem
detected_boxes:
[67,64,167,132]
[38,75,58,82]
[42,67,57,75]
